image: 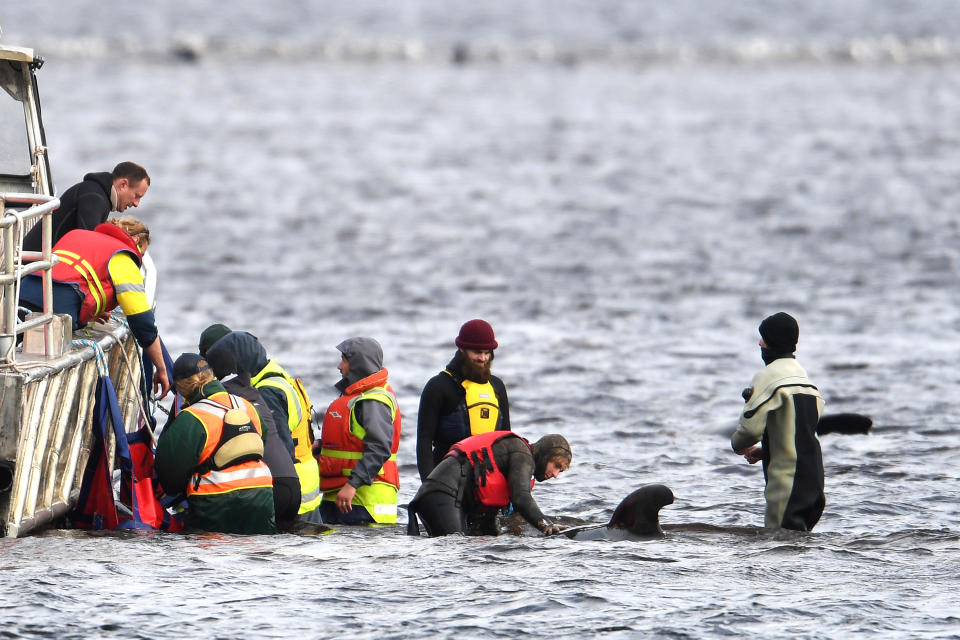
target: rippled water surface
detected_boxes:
[2,2,960,638]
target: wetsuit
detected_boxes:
[416,351,511,481]
[408,432,546,537]
[731,356,825,531]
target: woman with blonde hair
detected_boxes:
[18,216,169,398]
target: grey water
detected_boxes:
[3,1,960,638]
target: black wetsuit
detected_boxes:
[408,435,545,537]
[416,352,511,481]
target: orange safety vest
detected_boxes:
[183,392,273,497]
[318,368,401,492]
[447,431,532,508]
[49,223,142,324]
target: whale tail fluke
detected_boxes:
[608,484,675,536]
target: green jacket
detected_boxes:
[156,380,276,534]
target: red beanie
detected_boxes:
[455,319,498,350]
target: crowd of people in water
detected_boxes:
[18,161,830,537]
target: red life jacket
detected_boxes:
[317,368,402,492]
[446,431,532,508]
[49,223,142,324]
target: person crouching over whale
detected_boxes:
[407,432,571,537]
[155,353,276,535]
[730,312,825,532]
[316,337,402,525]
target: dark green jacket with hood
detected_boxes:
[155,379,276,535]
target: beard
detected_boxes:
[462,357,492,383]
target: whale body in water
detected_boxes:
[556,484,676,541]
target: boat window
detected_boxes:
[0,60,31,178]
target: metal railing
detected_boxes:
[0,193,60,363]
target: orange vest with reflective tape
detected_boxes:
[183,391,273,497]
[49,223,142,324]
[318,368,401,492]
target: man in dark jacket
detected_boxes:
[22,161,150,252]
[416,319,511,481]
[407,432,571,537]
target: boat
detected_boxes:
[0,28,147,537]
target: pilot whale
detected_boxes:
[546,413,872,540]
[490,413,870,540]
[555,484,676,541]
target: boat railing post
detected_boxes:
[0,196,13,360]
[0,194,60,364]
[40,200,52,357]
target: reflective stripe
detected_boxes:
[299,483,321,505]
[320,448,397,462]
[114,282,146,294]
[346,388,397,441]
[294,458,323,514]
[193,463,274,495]
[255,376,303,424]
[373,503,398,517]
[54,249,107,316]
[320,448,397,477]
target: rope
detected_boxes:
[71,339,108,377]
[106,315,155,440]
[74,326,154,442]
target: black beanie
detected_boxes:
[758,312,799,354]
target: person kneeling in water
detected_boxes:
[155,354,276,535]
[407,432,571,536]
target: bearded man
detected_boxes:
[416,319,512,481]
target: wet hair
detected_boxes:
[531,434,573,481]
[112,161,151,186]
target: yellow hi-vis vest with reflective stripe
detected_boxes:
[318,369,401,524]
[251,360,322,514]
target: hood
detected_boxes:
[205,331,269,379]
[336,337,383,390]
[530,434,573,482]
[84,171,114,197]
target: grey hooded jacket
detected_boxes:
[334,337,398,489]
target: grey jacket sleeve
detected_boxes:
[347,400,395,488]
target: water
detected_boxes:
[2,2,960,638]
